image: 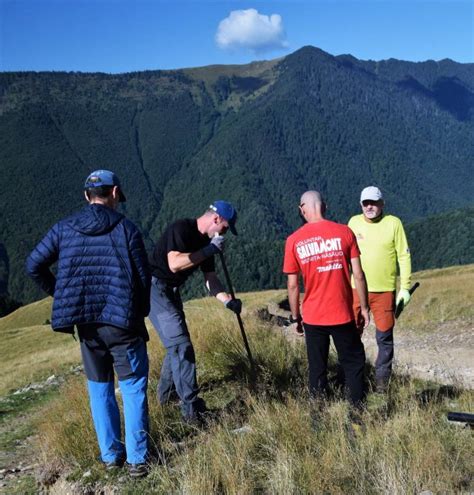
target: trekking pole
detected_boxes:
[218,251,257,381]
[395,282,420,319]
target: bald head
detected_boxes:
[300,190,323,208]
[299,190,326,223]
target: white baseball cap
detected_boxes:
[360,186,383,202]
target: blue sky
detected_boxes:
[1,0,472,73]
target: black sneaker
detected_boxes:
[127,463,149,478]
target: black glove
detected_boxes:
[201,235,225,258]
[225,298,242,315]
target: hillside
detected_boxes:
[1,46,473,305]
[0,265,473,493]
[406,205,474,272]
[2,264,472,394]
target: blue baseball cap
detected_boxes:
[84,169,126,202]
[210,200,237,235]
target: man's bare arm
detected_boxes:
[351,256,370,329]
[167,236,224,273]
[167,250,207,273]
[287,273,300,318]
[204,271,230,303]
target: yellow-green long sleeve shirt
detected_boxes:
[348,214,411,292]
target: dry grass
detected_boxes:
[36,375,97,468]
[113,385,472,494]
[0,297,53,332]
[35,283,474,493]
[3,267,473,492]
[0,324,79,394]
[0,296,80,394]
[400,264,474,329]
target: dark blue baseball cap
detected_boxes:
[84,169,126,202]
[210,200,237,235]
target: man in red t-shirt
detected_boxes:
[283,191,370,407]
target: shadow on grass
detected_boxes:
[415,384,461,406]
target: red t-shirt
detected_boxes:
[283,220,360,326]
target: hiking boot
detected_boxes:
[183,408,220,429]
[159,389,180,405]
[375,377,389,394]
[200,408,221,424]
[103,457,125,470]
[127,463,149,478]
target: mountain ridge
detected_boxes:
[1,45,473,306]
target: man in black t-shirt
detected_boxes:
[148,200,241,422]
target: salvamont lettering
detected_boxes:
[296,237,342,260]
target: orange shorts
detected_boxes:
[352,290,395,332]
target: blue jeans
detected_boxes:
[149,278,206,420]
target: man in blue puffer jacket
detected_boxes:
[26,170,151,477]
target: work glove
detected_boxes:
[201,235,225,258]
[225,298,242,315]
[396,289,411,307]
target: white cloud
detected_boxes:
[216,9,288,53]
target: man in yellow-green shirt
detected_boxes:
[348,186,411,392]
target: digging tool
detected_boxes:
[395,282,420,319]
[218,250,257,381]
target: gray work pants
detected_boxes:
[375,327,394,382]
[149,277,206,420]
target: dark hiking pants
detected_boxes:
[304,321,366,407]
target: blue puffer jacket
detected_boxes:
[26,204,151,336]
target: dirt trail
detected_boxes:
[365,318,474,389]
[264,302,474,390]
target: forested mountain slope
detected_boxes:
[407,206,474,272]
[1,46,472,306]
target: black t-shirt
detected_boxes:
[149,218,215,287]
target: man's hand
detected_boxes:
[289,314,304,336]
[225,298,242,315]
[358,307,370,332]
[396,289,411,307]
[202,235,225,258]
[210,235,225,251]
